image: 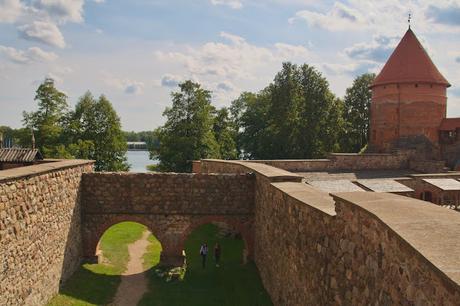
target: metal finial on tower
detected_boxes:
[408,13,412,29]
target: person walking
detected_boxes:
[200,243,208,268]
[214,243,221,267]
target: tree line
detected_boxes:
[2,78,128,171]
[151,63,374,172]
[1,62,374,173]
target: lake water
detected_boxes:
[126,151,157,173]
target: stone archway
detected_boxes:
[82,214,166,263]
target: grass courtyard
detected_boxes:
[47,222,272,306]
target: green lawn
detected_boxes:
[139,224,273,306]
[48,222,272,306]
[47,222,147,306]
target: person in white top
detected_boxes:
[199,243,208,268]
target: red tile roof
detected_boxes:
[371,29,450,88]
[439,118,460,131]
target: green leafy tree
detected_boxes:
[213,108,238,160]
[341,73,375,152]
[152,80,220,172]
[22,78,69,157]
[230,91,271,159]
[232,63,341,159]
[65,92,129,171]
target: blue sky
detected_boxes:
[1,0,460,131]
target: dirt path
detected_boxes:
[110,230,150,306]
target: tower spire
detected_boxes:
[408,13,411,29]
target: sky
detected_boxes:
[0,0,460,131]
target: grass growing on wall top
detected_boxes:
[47,222,147,306]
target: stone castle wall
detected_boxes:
[332,193,460,305]
[442,139,460,169]
[241,152,410,173]
[0,160,93,306]
[200,159,460,305]
[81,172,255,266]
[82,172,254,215]
[2,158,460,305]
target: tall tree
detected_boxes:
[65,92,129,171]
[232,63,341,159]
[341,73,375,152]
[213,108,238,160]
[22,78,68,157]
[152,80,220,172]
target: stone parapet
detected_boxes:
[201,152,411,174]
[332,192,460,305]
[0,160,94,306]
[201,158,460,305]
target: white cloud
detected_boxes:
[18,20,66,48]
[289,2,365,31]
[290,1,460,34]
[275,43,310,59]
[0,45,57,64]
[45,72,63,83]
[153,32,314,108]
[0,0,23,23]
[220,32,245,44]
[155,32,311,85]
[320,61,380,76]
[210,0,243,9]
[34,0,84,23]
[27,46,59,61]
[161,74,183,88]
[216,80,235,92]
[344,35,399,62]
[101,71,145,95]
[125,82,144,95]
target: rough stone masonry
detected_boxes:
[1,158,460,306]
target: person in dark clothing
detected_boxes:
[214,243,221,267]
[199,243,208,268]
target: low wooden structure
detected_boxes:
[0,148,43,170]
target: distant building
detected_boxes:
[368,28,460,169]
[127,141,148,151]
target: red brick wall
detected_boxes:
[370,83,447,152]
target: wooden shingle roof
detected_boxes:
[0,148,43,163]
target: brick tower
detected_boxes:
[369,28,450,154]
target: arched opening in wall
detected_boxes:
[95,221,162,273]
[420,191,433,203]
[139,222,272,305]
[49,221,163,306]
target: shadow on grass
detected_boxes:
[139,224,273,306]
[49,223,272,306]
